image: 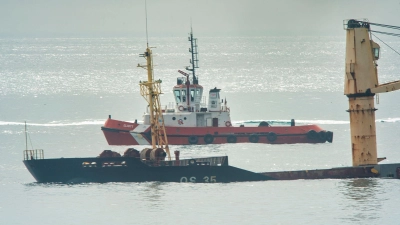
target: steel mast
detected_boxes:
[186,27,199,84]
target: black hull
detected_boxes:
[24,150,400,183]
[23,157,273,183]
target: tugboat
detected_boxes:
[23,19,400,183]
[101,29,333,145]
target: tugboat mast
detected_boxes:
[186,27,199,84]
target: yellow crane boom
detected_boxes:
[138,46,171,160]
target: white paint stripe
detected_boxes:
[130,133,150,145]
[133,124,151,133]
[130,125,151,145]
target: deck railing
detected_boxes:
[23,149,44,160]
[142,156,227,167]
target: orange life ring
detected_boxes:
[225,121,232,127]
[178,105,184,111]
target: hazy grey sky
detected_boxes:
[1,0,400,37]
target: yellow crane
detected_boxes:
[344,19,400,166]
[138,45,171,161]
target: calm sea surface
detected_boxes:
[1,36,400,224]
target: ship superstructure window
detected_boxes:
[373,48,380,59]
[191,89,195,101]
[371,41,380,60]
[209,91,220,109]
[182,90,186,102]
[211,100,217,108]
[174,90,181,103]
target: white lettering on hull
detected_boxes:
[180,176,217,183]
[123,124,134,128]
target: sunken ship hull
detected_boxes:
[102,118,333,146]
[23,156,272,183]
[24,152,400,183]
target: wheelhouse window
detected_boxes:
[196,89,202,99]
[182,90,186,102]
[190,89,195,102]
[174,90,181,103]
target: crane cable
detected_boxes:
[371,33,400,57]
[365,21,400,105]
[371,30,400,37]
[369,22,400,31]
[361,20,400,57]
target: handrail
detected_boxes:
[141,156,227,167]
[23,149,44,160]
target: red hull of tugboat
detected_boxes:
[101,118,332,145]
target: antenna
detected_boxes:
[186,25,199,84]
[145,0,149,47]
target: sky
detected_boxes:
[1,0,400,37]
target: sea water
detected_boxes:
[1,36,400,224]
